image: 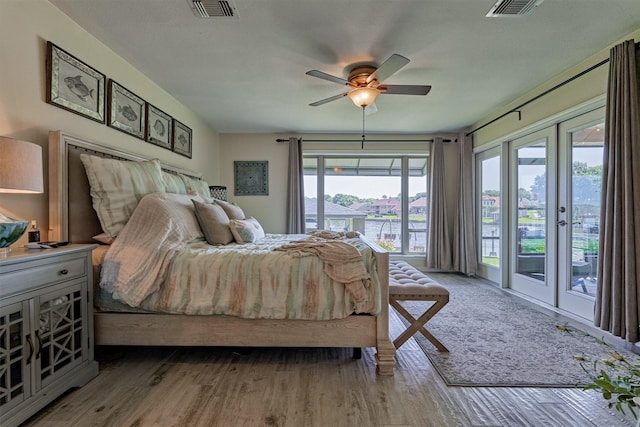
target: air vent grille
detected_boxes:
[190,0,238,19]
[486,0,544,17]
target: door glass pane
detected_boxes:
[408,171,427,254]
[570,123,604,297]
[480,156,500,267]
[516,142,546,281]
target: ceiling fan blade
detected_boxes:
[379,84,431,95]
[306,70,350,86]
[366,54,410,84]
[309,92,348,106]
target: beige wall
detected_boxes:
[0,1,220,245]
[472,27,640,147]
[220,133,459,235]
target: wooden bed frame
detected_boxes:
[47,130,396,375]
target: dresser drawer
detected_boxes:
[0,255,86,298]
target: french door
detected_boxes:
[557,109,604,320]
[507,109,604,320]
[509,127,556,305]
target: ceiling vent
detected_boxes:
[188,0,238,19]
[486,0,544,17]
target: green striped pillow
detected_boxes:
[80,154,166,238]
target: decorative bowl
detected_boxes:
[0,213,29,249]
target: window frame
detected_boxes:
[304,154,429,255]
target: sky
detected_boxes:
[482,146,604,192]
[304,175,427,199]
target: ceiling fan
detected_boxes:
[306,53,431,111]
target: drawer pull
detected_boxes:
[59,269,69,275]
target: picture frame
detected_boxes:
[172,119,192,158]
[46,41,106,123]
[146,104,173,150]
[107,80,146,140]
[234,161,269,196]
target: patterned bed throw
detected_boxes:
[99,194,382,320]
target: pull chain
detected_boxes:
[361,106,366,149]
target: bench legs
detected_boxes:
[390,296,449,352]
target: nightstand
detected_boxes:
[0,244,99,427]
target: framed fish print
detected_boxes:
[172,119,192,158]
[46,41,106,123]
[107,80,146,140]
[146,104,173,150]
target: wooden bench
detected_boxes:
[388,261,449,352]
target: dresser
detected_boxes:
[0,245,98,427]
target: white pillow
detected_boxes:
[80,154,166,238]
[228,217,265,244]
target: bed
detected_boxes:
[47,130,396,375]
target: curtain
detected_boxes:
[594,40,640,342]
[453,132,478,275]
[286,137,305,234]
[426,138,452,270]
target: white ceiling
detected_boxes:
[49,0,640,134]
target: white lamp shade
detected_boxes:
[347,87,380,107]
[0,137,44,193]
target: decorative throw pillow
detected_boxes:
[179,174,211,199]
[192,199,234,245]
[92,233,114,245]
[228,217,265,244]
[80,154,166,238]
[214,199,245,220]
[162,171,188,194]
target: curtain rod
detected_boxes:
[466,40,640,136]
[275,138,454,143]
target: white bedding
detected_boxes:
[98,193,382,320]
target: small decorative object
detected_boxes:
[46,41,106,123]
[0,137,44,255]
[209,185,227,201]
[146,104,173,150]
[234,161,269,196]
[107,80,146,139]
[172,119,192,158]
[28,220,40,243]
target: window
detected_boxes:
[477,151,501,268]
[304,155,428,254]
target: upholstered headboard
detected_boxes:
[48,130,202,243]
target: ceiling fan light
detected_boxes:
[348,87,380,107]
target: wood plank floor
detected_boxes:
[24,297,637,426]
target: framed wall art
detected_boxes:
[46,41,106,123]
[172,119,192,158]
[107,80,146,139]
[234,161,269,196]
[146,104,173,150]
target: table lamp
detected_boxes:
[0,136,44,255]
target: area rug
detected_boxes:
[396,272,637,388]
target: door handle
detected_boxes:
[557,220,567,226]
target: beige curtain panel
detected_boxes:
[286,137,305,234]
[594,40,640,342]
[453,132,478,275]
[426,137,453,270]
